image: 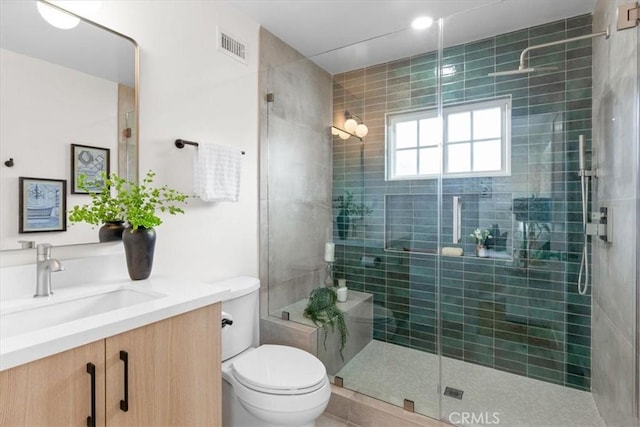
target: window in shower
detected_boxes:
[386,97,511,180]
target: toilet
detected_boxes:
[219,277,331,427]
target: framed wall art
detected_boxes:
[71,144,110,193]
[19,177,67,233]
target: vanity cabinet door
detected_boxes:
[105,303,221,426]
[0,340,106,426]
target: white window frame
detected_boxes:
[386,97,512,180]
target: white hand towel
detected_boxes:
[193,143,241,202]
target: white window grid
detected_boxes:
[386,97,512,180]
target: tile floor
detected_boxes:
[334,340,605,427]
[317,413,360,427]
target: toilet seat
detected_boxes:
[231,345,327,395]
[228,374,332,426]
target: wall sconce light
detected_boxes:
[344,111,368,138]
[331,126,352,140]
[331,111,368,141]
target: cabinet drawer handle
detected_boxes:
[120,350,129,412]
[86,363,96,427]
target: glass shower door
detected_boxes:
[438,7,599,426]
[327,19,444,420]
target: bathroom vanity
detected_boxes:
[0,273,230,426]
[0,304,220,426]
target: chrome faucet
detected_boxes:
[34,243,64,298]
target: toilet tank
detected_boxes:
[218,276,261,361]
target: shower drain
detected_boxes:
[444,386,464,400]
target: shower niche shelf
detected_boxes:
[385,244,513,261]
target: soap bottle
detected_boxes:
[337,279,348,302]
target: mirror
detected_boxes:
[0,0,138,250]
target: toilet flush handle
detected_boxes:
[222,312,234,328]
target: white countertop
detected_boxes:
[0,276,232,371]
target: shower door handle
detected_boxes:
[452,196,462,243]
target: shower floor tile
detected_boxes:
[335,340,605,427]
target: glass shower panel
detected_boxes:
[261,29,334,327]
[327,21,443,420]
[438,7,596,426]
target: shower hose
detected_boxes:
[577,135,589,296]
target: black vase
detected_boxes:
[98,221,125,242]
[337,211,350,240]
[122,226,156,280]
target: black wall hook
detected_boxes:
[4,158,14,167]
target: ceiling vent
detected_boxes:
[217,28,247,65]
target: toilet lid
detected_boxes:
[231,345,326,394]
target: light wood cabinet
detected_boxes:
[105,303,221,426]
[0,303,221,427]
[0,339,105,426]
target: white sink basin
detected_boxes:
[1,287,165,339]
[0,275,233,372]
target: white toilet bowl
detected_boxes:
[217,277,331,427]
[222,345,331,427]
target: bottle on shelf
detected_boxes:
[337,278,348,302]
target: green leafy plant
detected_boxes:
[68,173,125,225]
[69,171,189,230]
[469,228,492,246]
[333,191,372,217]
[526,221,551,260]
[303,287,348,359]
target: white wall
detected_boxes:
[86,1,260,281]
[0,48,118,250]
[0,2,260,280]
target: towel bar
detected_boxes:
[174,139,245,155]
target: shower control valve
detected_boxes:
[586,207,611,242]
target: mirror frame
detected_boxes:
[43,0,140,185]
[0,1,139,250]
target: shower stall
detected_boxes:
[259,1,638,426]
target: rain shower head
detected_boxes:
[488,66,558,77]
[488,26,609,78]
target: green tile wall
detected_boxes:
[332,15,592,391]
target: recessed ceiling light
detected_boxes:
[52,0,103,17]
[411,16,434,30]
[37,1,102,29]
[37,2,80,29]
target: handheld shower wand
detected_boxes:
[576,135,611,295]
[577,135,590,295]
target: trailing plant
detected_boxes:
[303,287,348,359]
[69,171,189,230]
